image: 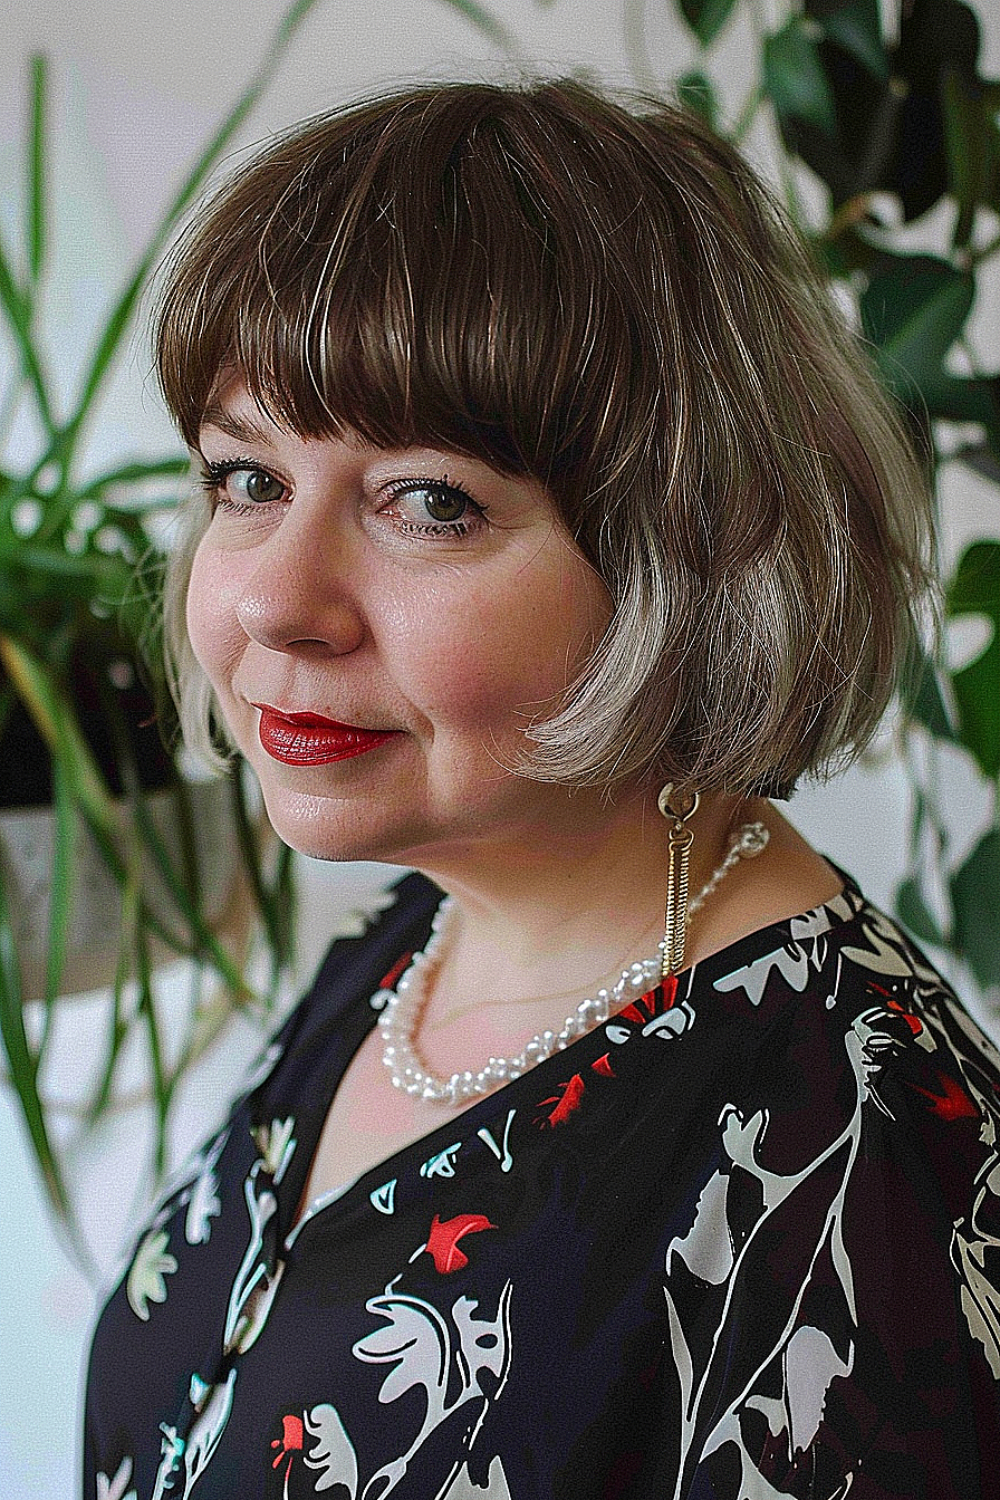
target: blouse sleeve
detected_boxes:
[662,945,1000,1499]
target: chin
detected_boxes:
[256,781,428,867]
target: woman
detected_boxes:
[85,79,1000,1499]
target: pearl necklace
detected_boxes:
[379,821,769,1105]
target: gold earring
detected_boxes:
[657,783,700,978]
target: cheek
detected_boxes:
[392,559,609,729]
[185,539,245,693]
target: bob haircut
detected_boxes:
[156,77,933,799]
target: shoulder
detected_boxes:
[668,891,1000,1493]
[240,870,443,1101]
[707,882,1000,1163]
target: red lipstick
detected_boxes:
[255,706,397,765]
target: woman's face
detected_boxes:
[188,380,612,869]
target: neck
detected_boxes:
[408,784,754,1013]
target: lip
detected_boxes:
[253,705,398,766]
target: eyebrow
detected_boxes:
[199,404,277,448]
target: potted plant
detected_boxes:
[614,0,1000,996]
[0,0,330,1271]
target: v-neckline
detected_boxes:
[276,872,864,1249]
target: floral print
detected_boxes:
[126,1230,178,1322]
[86,873,1000,1498]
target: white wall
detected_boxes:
[2,1,998,1495]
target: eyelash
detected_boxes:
[198,459,486,538]
[199,458,283,516]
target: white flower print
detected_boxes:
[251,1115,296,1183]
[744,1324,854,1454]
[353,1279,513,1497]
[180,1370,237,1500]
[302,1403,360,1494]
[714,941,816,1007]
[223,1164,285,1355]
[126,1229,177,1322]
[662,1007,885,1497]
[437,1455,513,1498]
[95,1454,137,1500]
[420,1142,463,1179]
[185,1128,228,1246]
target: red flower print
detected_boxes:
[535,1072,586,1128]
[371,953,416,1012]
[910,1072,979,1120]
[426,1212,496,1273]
[591,1053,615,1078]
[618,977,677,1026]
[379,953,413,991]
[886,997,924,1036]
[271,1413,304,1484]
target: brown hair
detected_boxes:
[156,78,933,797]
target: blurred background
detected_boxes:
[2,0,998,1493]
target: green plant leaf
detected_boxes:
[941,65,997,250]
[677,0,738,49]
[231,770,294,993]
[924,373,1000,440]
[87,920,132,1125]
[50,0,330,505]
[27,54,47,286]
[859,254,974,407]
[42,755,75,1017]
[0,231,55,436]
[436,0,520,46]
[764,19,838,138]
[896,875,947,946]
[0,858,75,1228]
[99,681,253,994]
[133,915,170,1178]
[900,644,957,742]
[954,443,1000,485]
[676,69,719,127]
[0,637,120,848]
[806,0,887,81]
[77,455,190,501]
[950,826,1000,988]
[946,539,1000,779]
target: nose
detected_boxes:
[235,511,366,657]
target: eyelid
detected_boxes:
[378,474,483,512]
[198,456,290,504]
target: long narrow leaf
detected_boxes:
[0,544,130,589]
[27,55,47,285]
[133,922,170,1179]
[167,779,201,913]
[86,867,137,1126]
[436,0,520,49]
[0,857,73,1224]
[231,772,281,979]
[0,637,121,856]
[55,0,330,474]
[0,641,193,950]
[129,784,250,996]
[77,455,190,500]
[40,755,75,1049]
[0,231,54,436]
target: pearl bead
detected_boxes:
[379,821,769,1104]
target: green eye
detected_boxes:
[421,485,468,523]
[243,469,285,504]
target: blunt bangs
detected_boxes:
[157,79,934,796]
[157,83,655,505]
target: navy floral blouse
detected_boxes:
[85,872,1000,1499]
